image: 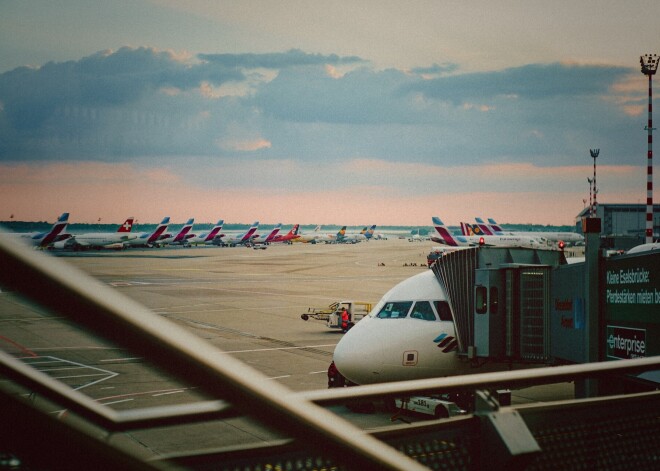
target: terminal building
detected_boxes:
[575,203,660,249]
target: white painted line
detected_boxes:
[101,398,134,406]
[267,375,291,380]
[221,344,337,354]
[309,371,327,375]
[99,357,142,362]
[53,373,110,380]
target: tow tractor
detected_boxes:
[300,301,372,331]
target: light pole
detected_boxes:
[587,177,593,216]
[590,149,599,217]
[641,53,659,243]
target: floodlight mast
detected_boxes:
[590,149,599,217]
[641,53,659,243]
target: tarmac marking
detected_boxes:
[221,344,337,354]
[0,334,37,357]
[21,356,118,390]
[267,375,291,380]
[96,387,196,402]
[102,398,134,406]
[99,357,142,362]
[54,373,112,380]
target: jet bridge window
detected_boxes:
[376,301,413,319]
[410,301,437,321]
[475,286,487,314]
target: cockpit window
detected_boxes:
[376,301,413,319]
[435,301,453,321]
[409,301,437,321]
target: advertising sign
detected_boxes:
[604,252,660,359]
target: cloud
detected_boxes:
[0,48,648,172]
[402,62,633,104]
[198,49,364,69]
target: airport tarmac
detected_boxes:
[0,239,574,460]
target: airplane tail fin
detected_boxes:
[486,218,504,235]
[431,216,459,246]
[40,212,70,247]
[265,223,282,242]
[242,221,260,242]
[205,220,225,241]
[470,223,484,236]
[147,217,170,243]
[173,218,195,242]
[459,223,470,235]
[117,217,135,233]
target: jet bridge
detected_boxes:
[431,247,567,362]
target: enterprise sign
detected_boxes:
[606,325,646,360]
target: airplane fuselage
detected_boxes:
[333,270,467,384]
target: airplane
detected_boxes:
[124,217,171,247]
[269,224,300,244]
[321,226,347,244]
[250,223,282,245]
[333,269,469,385]
[627,242,660,254]
[335,226,373,244]
[186,220,224,246]
[408,228,424,242]
[431,217,542,249]
[64,217,137,250]
[3,212,71,248]
[165,218,195,246]
[474,217,585,245]
[323,226,357,244]
[294,225,322,243]
[215,221,260,247]
[364,225,378,240]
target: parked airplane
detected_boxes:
[408,228,424,242]
[251,223,282,245]
[294,225,322,243]
[4,212,71,248]
[216,221,260,246]
[269,224,300,244]
[165,218,195,246]
[322,226,347,244]
[431,217,541,249]
[475,218,584,245]
[364,225,378,240]
[333,269,468,384]
[125,217,171,247]
[336,226,374,244]
[65,217,137,250]
[187,220,224,246]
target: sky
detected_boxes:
[1,0,659,226]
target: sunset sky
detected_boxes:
[1,1,659,226]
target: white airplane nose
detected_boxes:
[333,321,385,384]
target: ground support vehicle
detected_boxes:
[300,301,372,330]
